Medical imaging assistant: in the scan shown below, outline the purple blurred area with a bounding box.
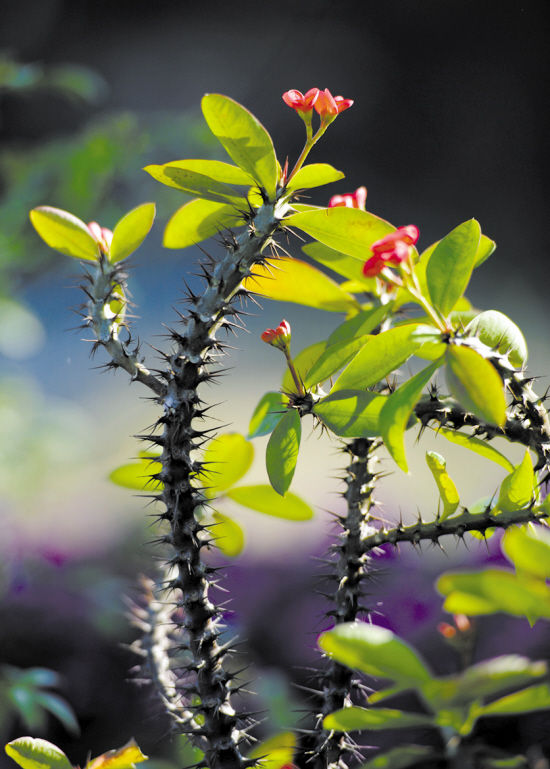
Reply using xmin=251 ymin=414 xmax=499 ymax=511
xmin=1 ymin=0 xmax=550 ymax=765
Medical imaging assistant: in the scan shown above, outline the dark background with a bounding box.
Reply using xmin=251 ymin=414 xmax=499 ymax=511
xmin=1 ymin=1 xmax=550 ymax=766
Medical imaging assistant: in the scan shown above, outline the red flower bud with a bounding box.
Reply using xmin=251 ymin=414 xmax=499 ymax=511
xmin=261 ymin=319 xmax=291 ymax=349
xmin=314 ymin=88 xmax=354 ymax=118
xmin=328 ymin=186 xmax=367 ymax=210
xmin=363 ymin=225 xmax=419 ymax=278
xmin=88 ymin=221 xmax=113 ymax=256
xmin=282 ymin=88 xmax=320 ymax=112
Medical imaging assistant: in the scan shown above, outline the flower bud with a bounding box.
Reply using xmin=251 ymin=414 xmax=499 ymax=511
xmin=261 ymin=320 xmax=291 ymax=350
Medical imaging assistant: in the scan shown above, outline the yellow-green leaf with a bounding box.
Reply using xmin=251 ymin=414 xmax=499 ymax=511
xmin=313 ymin=390 xmax=387 ymax=438
xmin=323 ymin=706 xmax=435 ymax=732
xmin=305 ymin=335 xmax=372 ymax=387
xmin=248 ymin=731 xmax=296 ymax=769
xmin=211 ymin=511 xmax=245 ymax=557
xmin=109 ymin=461 xmax=162 ymax=491
xmin=226 ymin=485 xmax=313 ymax=520
xmin=144 ymin=163 xmax=249 ymax=204
xmin=503 ymin=525 xmax=550 ymax=579
xmin=110 ymin=202 xmax=155 ymax=262
xmin=248 ymin=392 xmax=288 ymax=438
xmin=282 ymin=341 xmax=326 ymax=394
xmin=426 ymin=219 xmax=481 ymax=316
xmin=285 ymin=163 xmax=344 ymax=193
xmin=445 ymin=345 xmax=506 ymax=427
xmin=5 ymin=739 xmax=73 ymax=769
xmin=302 ymin=241 xmax=368 ymax=283
xmin=495 ymin=451 xmax=536 ymax=514
xmin=30 ymin=206 xmax=98 ymax=260
xmin=437 ymin=428 xmax=514 ymax=472
xmin=266 ymin=410 xmax=301 ymax=496
xmin=425 ymin=451 xmax=460 ymax=521
xmin=164 ymin=198 xmax=242 ymax=249
xmin=86 ymin=740 xmax=148 ymax=769
xmin=200 ymin=433 xmax=253 ymax=497
xmin=466 ymin=310 xmax=528 ymax=368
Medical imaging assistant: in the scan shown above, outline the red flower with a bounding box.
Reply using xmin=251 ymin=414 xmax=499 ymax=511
xmin=261 ymin=319 xmax=291 ymax=348
xmin=282 ymin=89 xmax=320 ymax=112
xmin=362 ymin=225 xmax=419 ymax=278
xmin=328 ymin=186 xmax=367 ymax=210
xmin=88 ymin=221 xmax=113 ymax=256
xmin=314 ymin=88 xmax=353 ymax=117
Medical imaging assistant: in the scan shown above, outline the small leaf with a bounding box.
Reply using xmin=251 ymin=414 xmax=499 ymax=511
xmin=109 ymin=461 xmax=162 ymax=491
xmin=266 ymin=410 xmax=301 ymax=496
xmin=332 ymin=323 xmax=424 ymax=392
xmin=466 ymin=310 xmax=528 ymax=368
xmin=285 ymin=163 xmax=344 ymax=192
xmin=380 ymin=360 xmax=443 ymax=472
xmin=502 ymin=524 xmax=550 ymax=579
xmin=282 ymin=341 xmax=327 ymax=394
xmin=313 ymin=390 xmax=387 ymax=438
xmin=33 ymin=692 xmax=79 ymax=734
xmin=495 ymin=452 xmax=536 ymax=514
xmin=243 ymin=257 xmax=357 ymax=312
xmin=164 ymin=198 xmax=242 ymax=249
xmin=200 ymin=433 xmax=253 ymax=497
xmin=318 ymin=622 xmax=432 ymax=684
xmin=287 ymin=207 xmax=395 ymax=261
xmin=87 ymin=740 xmax=148 ymax=769
xmin=437 ymin=428 xmax=514 ymax=472
xmin=248 ymin=392 xmax=288 ymax=438
xmin=5 ymin=738 xmax=73 ymax=769
xmin=474 ymin=234 xmax=497 ymax=267
xmin=226 ymin=485 xmax=313 ymax=520
xmin=302 ymin=241 xmax=369 ymax=283
xmin=426 ymin=219 xmax=481 ymax=315
xmin=211 ymin=512 xmax=245 ymax=557
xmin=109 ymin=202 xmax=155 ymax=262
xmin=445 ymin=345 xmax=506 ymax=427
xmin=323 ymin=706 xmax=435 ymax=732
xmin=248 ymin=731 xmax=296 ymax=769
xmin=328 ymin=305 xmax=392 ymax=345
xmin=425 ymin=451 xmax=460 ymax=521
xmin=30 ymin=206 xmax=98 ymax=260
xmin=305 ymin=335 xmax=371 ymax=387
xmin=360 ymin=745 xmax=437 ymax=769
xmin=479 ymin=683 xmax=550 ymax=717
xmin=201 ymin=94 xmax=278 ymax=199
xmin=144 ymin=164 xmax=248 ymax=204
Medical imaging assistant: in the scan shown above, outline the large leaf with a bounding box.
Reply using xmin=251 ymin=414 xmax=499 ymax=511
xmin=201 ymin=94 xmax=278 ymax=199
xmin=243 ymin=257 xmax=357 ymax=312
xmin=287 ymin=207 xmax=395 ymax=260
xmin=87 ymin=740 xmax=148 ymax=769
xmin=282 ymin=341 xmax=326 ymax=393
xmin=143 ymin=163 xmax=249 ymax=204
xmin=479 ymin=684 xmax=550 ymax=717
xmin=425 ymin=451 xmax=460 ymax=521
xmin=150 ymin=158 xmax=253 ymax=186
xmin=318 ymin=622 xmax=432 ymax=684
xmin=30 ymin=206 xmax=98 ymax=260
xmin=502 ymin=524 xmax=550 ymax=579
xmin=201 ymin=433 xmax=253 ymax=496
xmin=211 ymin=511 xmax=245 ymax=557
xmin=466 ymin=310 xmax=528 ymax=368
xmin=445 ymin=345 xmax=506 ymax=427
xmin=380 ymin=360 xmax=443 ymax=472
xmin=286 ymin=163 xmax=344 ymax=192
xmin=248 ymin=731 xmax=296 ymax=769
xmin=313 ymin=390 xmax=387 ymax=438
xmin=328 ymin=305 xmax=391 ymax=345
xmin=360 ymin=745 xmax=437 ymax=769
xmin=226 ymin=484 xmax=313 ymax=520
xmin=266 ymin=410 xmax=301 ymax=496
xmin=305 ymin=335 xmax=371 ymax=387
xmin=164 ymin=198 xmax=243 ymax=249
xmin=248 ymin=392 xmax=288 ymax=438
xmin=109 ymin=202 xmax=155 ymax=262
xmin=426 ymin=219 xmax=481 ymax=315
xmin=5 ymin=739 xmax=73 ymax=769
xmin=302 ymin=241 xmax=369 ymax=283
xmin=332 ymin=323 xmax=423 ymax=391
xmin=495 ymin=452 xmax=535 ymax=514
xmin=323 ymin=706 xmax=435 ymax=732
xmin=437 ymin=428 xmax=514 ymax=472
xmin=109 ymin=460 xmax=162 ymax=491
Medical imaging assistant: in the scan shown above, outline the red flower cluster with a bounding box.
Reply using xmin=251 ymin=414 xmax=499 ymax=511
xmin=363 ymin=225 xmax=419 ymax=278
xmin=282 ymin=88 xmax=353 ymax=118
xmin=328 ymin=186 xmax=367 ymax=210
xmin=88 ymin=221 xmax=113 ymax=256
xmin=261 ymin=319 xmax=291 ymax=348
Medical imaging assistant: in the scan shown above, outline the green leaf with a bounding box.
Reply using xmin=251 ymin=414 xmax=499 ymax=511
xmin=248 ymin=731 xmax=296 ymax=769
xmin=425 ymin=219 xmax=481 ymax=315
xmin=474 ymin=234 xmax=497 ymax=267
xmin=143 ymin=163 xmax=249 ymax=204
xmin=332 ymin=323 xmax=424 ymax=391
xmin=328 ymin=305 xmax=391 ymax=345
xmin=226 ymin=485 xmax=313 ymax=520
xmin=201 ymin=433 xmax=253 ymax=497
xmin=425 ymin=451 xmax=460 ymax=521
xmin=360 ymin=745 xmax=437 ymax=769
xmin=164 ymin=198 xmax=242 ymax=249
xmin=201 ymin=94 xmax=278 ymax=199
xmin=153 ymin=158 xmax=253 ymax=186
xmin=109 ymin=202 xmax=155 ymax=262
xmin=305 ymin=335 xmax=371 ymax=387
xmin=266 ymin=411 xmax=301 ymax=496
xmin=282 ymin=341 xmax=326 ymax=394
xmin=479 ymin=683 xmax=550 ymax=717
xmin=437 ymin=428 xmax=514 ymax=472
xmin=313 ymin=390 xmax=387 ymax=438
xmin=287 ymin=207 xmax=395 ymax=261
xmin=302 ymin=241 xmax=369 ymax=283
xmin=495 ymin=452 xmax=536 ymax=514
xmin=248 ymin=392 xmax=288 ymax=438
xmin=243 ymin=257 xmax=357 ymax=312
xmin=5 ymin=738 xmax=73 ymax=769
xmin=109 ymin=461 xmax=162 ymax=491
xmin=318 ymin=622 xmax=432 ymax=684
xmin=286 ymin=163 xmax=345 ymax=192
xmin=380 ymin=360 xmax=443 ymax=472
xmin=32 ymin=692 xmax=79 ymax=734
xmin=445 ymin=345 xmax=506 ymax=427
xmin=502 ymin=524 xmax=550 ymax=579
xmin=86 ymin=740 xmax=148 ymax=769
xmin=211 ymin=512 xmax=245 ymax=557
xmin=466 ymin=310 xmax=528 ymax=368
xmin=323 ymin=706 xmax=435 ymax=732
xmin=29 ymin=206 xmax=98 ymax=260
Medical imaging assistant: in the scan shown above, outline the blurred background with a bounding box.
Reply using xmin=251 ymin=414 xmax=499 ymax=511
xmin=1 ymin=0 xmax=549 ymax=765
